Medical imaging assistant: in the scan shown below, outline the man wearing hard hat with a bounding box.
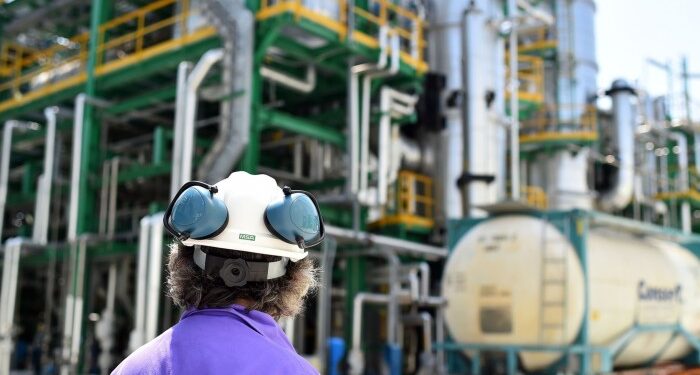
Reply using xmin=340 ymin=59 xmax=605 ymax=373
xmin=112 ymin=172 xmax=324 ymax=374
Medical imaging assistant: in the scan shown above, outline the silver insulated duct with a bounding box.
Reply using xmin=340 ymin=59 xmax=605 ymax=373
xmin=428 ymin=0 xmax=506 ymax=219
xmin=598 ymin=79 xmax=636 ymax=211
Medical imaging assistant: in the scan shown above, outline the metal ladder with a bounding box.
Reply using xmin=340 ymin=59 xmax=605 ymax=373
xmin=538 ymin=217 xmax=570 ymax=344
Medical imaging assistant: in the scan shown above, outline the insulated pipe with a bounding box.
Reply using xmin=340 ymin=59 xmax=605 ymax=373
xmin=0 ymin=121 xmax=38 ymax=239
xmin=313 ymin=237 xmax=336 ymax=374
xmin=145 ymin=213 xmax=165 ymax=342
xmin=460 ymin=2 xmax=476 ymax=215
xmin=198 ymin=0 xmax=253 ymax=182
xmin=402 ymin=312 xmax=435 ymax=374
xmin=0 ymin=237 xmax=22 ymax=375
xmin=107 ymin=158 xmax=119 ymax=239
xmin=378 ymin=87 xmax=418 ymax=205
xmin=359 ymin=31 xmax=400 ymax=202
xmin=516 ymin=0 xmax=555 ymax=25
xmin=669 ymin=131 xmax=691 ymax=233
xmin=181 ymin=49 xmax=224 ymax=184
xmin=32 ymin=107 xmax=58 ymax=245
xmin=599 ymin=80 xmax=636 ymax=211
xmin=694 ymin=132 xmax=700 ymax=177
xmin=261 ymin=65 xmax=316 ymax=93
xmin=508 ymin=0 xmax=520 ymax=200
xmin=129 ymin=217 xmax=151 ymax=352
xmin=171 ymin=61 xmax=192 ymax=198
xmin=67 ymin=94 xmax=86 ymax=241
xmin=325 ymin=225 xmax=447 ymax=258
xmin=350 ymin=26 xmax=390 ymax=196
xmin=348 ymin=291 xmax=411 ymax=375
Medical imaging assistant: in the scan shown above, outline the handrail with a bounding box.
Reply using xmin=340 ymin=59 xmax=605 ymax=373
xmin=0 ymin=0 xmax=209 ymax=105
xmin=506 ymin=54 xmax=544 ymax=103
xmin=258 ymin=0 xmax=427 ymax=72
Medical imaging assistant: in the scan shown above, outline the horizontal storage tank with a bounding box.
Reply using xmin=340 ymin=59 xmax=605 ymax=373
xmin=442 ymin=215 xmax=700 ymax=371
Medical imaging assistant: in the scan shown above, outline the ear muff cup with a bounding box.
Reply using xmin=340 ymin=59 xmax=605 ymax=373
xmin=168 ymin=185 xmax=229 ymax=240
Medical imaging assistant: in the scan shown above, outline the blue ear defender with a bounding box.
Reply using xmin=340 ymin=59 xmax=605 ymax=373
xmin=163 ymin=181 xmax=229 ymax=241
xmin=264 ymin=186 xmax=325 ymax=248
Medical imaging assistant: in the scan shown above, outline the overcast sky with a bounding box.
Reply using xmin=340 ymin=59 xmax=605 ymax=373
xmin=596 ymin=0 xmax=700 ymax=121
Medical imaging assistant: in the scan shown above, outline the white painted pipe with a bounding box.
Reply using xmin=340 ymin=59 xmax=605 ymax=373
xmin=181 ymin=49 xmax=224 ymax=184
xmin=0 ymin=122 xmax=17 ymax=241
xmin=508 ymin=0 xmax=520 ymax=200
xmin=669 ymin=131 xmax=691 ymax=233
xmin=130 ymin=216 xmax=151 ymax=352
xmin=171 ymin=61 xmax=192 ymax=198
xmin=67 ymin=94 xmax=86 ymax=241
xmin=32 ymin=107 xmax=58 ymax=244
xmin=599 ymin=80 xmax=636 ymax=211
xmin=359 ymin=31 xmax=400 ymax=202
xmin=516 ymin=0 xmax=554 ymax=26
xmin=350 ymin=26 xmax=390 ymax=196
xmin=0 ymin=238 xmax=22 ymax=375
xmin=261 ymin=65 xmax=316 ymax=93
xmin=145 ymin=213 xmax=164 ymax=342
xmin=694 ymin=132 xmax=700 ymax=177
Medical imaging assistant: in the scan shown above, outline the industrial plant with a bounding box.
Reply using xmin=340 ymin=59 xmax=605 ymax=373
xmin=0 ymin=0 xmax=698 ymax=374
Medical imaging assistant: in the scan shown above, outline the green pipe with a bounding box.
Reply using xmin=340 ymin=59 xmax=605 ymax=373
xmin=153 ymin=127 xmax=165 ymax=166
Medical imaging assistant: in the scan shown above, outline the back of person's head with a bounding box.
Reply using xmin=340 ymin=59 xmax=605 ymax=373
xmin=163 ymin=171 xmax=324 ymax=318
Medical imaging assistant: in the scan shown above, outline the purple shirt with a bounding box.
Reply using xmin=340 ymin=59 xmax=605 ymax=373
xmin=112 ymin=305 xmax=318 ymax=374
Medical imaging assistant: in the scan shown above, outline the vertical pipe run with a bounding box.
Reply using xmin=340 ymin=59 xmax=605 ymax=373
xmin=508 ymin=0 xmax=520 ymax=200
xmin=130 ymin=217 xmax=151 ymax=352
xmin=33 ymin=107 xmax=58 ymax=244
xmin=0 ymin=121 xmax=18 ymax=239
xmin=68 ymin=94 xmax=86 ymax=241
xmin=145 ymin=213 xmax=164 ymax=342
xmin=171 ymin=62 xmax=192 ymax=198
xmin=181 ymin=49 xmax=224 ymax=184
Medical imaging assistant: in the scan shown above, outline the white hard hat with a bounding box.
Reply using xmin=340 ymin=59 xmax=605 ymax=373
xmin=165 ymin=171 xmax=324 ymax=262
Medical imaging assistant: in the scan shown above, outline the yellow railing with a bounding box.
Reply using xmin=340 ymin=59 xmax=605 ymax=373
xmin=0 ymin=0 xmax=215 ymax=110
xmin=506 ymin=54 xmax=544 ymax=104
xmin=520 ymin=104 xmax=598 ymax=144
xmin=257 ymin=0 xmax=427 ymax=73
xmin=521 ymin=185 xmax=548 ymax=209
xmin=370 ymin=170 xmax=434 ymax=230
xmin=518 ymin=25 xmax=557 ymax=54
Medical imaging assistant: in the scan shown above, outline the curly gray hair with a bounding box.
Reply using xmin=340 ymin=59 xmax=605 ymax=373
xmin=166 ymin=243 xmax=318 ymax=318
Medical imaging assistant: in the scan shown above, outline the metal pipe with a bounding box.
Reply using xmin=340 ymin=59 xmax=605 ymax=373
xmin=0 ymin=237 xmax=22 ymax=375
xmin=181 ymin=49 xmax=224 ymax=184
xmin=326 ymin=225 xmax=447 ymax=258
xmin=359 ymin=30 xmax=400 ymax=202
xmin=171 ymin=61 xmax=192 ymax=198
xmin=378 ymin=87 xmax=418 ymax=205
xmin=145 ymin=213 xmax=164 ymax=342
xmin=460 ymin=2 xmax=476 ymax=215
xmin=130 ymin=216 xmax=151 ymax=352
xmin=669 ymin=131 xmax=691 ymax=233
xmin=0 ymin=121 xmax=18 ymax=240
xmin=349 ymin=26 xmax=390 ymax=198
xmin=107 ymin=157 xmax=119 ymax=239
xmin=313 ymin=237 xmax=336 ymax=374
xmin=32 ymin=107 xmax=58 ymax=244
xmin=198 ymin=0 xmax=253 ymax=182
xmin=402 ymin=312 xmax=434 ymax=374
xmin=261 ymin=65 xmax=316 ymax=93
xmin=599 ymin=80 xmax=636 ymax=211
xmin=508 ymin=0 xmax=520 ymax=200
xmin=67 ymin=94 xmax=85 ymax=240
xmin=516 ymin=0 xmax=555 ymax=25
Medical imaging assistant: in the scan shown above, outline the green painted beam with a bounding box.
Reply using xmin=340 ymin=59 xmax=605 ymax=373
xmin=105 ymin=84 xmax=176 ymax=116
xmin=259 ymin=109 xmax=345 ymax=147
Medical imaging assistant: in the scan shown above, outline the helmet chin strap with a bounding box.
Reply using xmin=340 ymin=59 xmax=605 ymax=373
xmin=193 ymin=245 xmax=289 ymax=287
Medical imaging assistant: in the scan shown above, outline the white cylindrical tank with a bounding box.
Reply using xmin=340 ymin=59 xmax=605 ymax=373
xmin=442 ymin=215 xmax=700 ymax=371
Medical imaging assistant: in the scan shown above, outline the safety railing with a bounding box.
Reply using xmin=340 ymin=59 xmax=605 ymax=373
xmin=520 ymin=104 xmax=598 ymax=144
xmin=521 ymin=185 xmax=548 ymax=209
xmin=257 ymin=0 xmax=427 ymax=73
xmin=506 ymin=54 xmax=544 ymax=104
xmin=371 ymin=170 xmax=434 ymax=230
xmin=518 ymin=25 xmax=557 ymax=54
xmin=0 ymin=0 xmax=214 ymax=109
